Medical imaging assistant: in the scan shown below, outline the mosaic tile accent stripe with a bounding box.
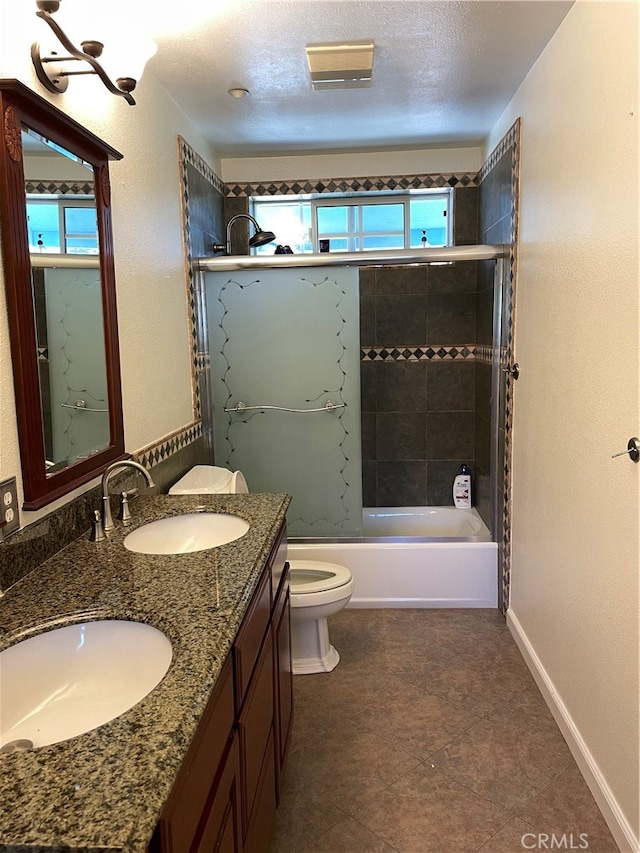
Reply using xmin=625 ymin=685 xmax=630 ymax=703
xmin=25 ymin=180 xmax=94 ymax=195
xmin=360 ymin=344 xmax=486 ymax=362
xmin=133 ymin=421 xmax=203 ymax=470
xmin=180 ymin=141 xmax=225 ymax=197
xmin=225 ymin=172 xmax=479 ymax=198
xmin=479 ymin=121 xmax=520 ymax=182
xmin=480 ymin=117 xmax=521 ymax=611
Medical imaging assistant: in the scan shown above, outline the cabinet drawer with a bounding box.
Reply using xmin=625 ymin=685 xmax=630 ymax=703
xmin=156 ymin=656 xmax=235 ymax=853
xmin=238 ymin=630 xmax=274 ymax=836
xmin=234 ymin=568 xmax=271 ymax=709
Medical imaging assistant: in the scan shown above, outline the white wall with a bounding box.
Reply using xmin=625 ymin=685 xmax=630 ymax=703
xmin=221 ymin=145 xmax=482 ymax=184
xmin=488 ymin=2 xmax=638 ymax=849
xmin=0 ymin=0 xmax=219 ymax=523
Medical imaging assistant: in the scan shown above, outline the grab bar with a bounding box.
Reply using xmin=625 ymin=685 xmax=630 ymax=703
xmin=61 ymin=401 xmax=108 ymax=413
xmin=224 ymin=400 xmax=345 ymax=414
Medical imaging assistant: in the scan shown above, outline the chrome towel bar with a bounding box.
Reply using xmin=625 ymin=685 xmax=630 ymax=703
xmin=224 ymin=400 xmax=345 ymax=414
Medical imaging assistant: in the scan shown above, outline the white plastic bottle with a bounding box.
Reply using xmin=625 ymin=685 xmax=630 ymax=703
xmin=452 ymin=464 xmax=472 ymax=509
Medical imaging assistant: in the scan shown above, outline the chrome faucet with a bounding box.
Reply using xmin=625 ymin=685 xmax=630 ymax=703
xmin=100 ymin=460 xmax=155 ymax=532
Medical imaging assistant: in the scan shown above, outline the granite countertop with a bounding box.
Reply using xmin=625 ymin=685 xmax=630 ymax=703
xmin=0 ymin=492 xmax=290 ymax=853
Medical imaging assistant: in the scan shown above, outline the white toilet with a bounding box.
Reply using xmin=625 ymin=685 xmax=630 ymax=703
xmin=288 ymin=560 xmax=353 ymax=674
xmin=169 ymin=466 xmax=353 ymax=675
xmin=169 ymin=465 xmax=248 ymax=496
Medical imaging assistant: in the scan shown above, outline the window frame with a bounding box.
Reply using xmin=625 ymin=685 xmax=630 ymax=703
xmin=26 ymin=196 xmax=98 ymax=255
xmin=251 ymin=188 xmax=452 ymax=254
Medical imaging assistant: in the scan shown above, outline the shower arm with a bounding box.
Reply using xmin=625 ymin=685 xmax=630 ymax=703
xmin=212 ymin=214 xmax=267 ymax=255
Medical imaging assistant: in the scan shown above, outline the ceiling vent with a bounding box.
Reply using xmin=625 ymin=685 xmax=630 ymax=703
xmin=305 ymin=41 xmax=375 ymax=90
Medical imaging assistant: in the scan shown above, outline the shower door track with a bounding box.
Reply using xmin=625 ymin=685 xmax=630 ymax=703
xmin=197 ymin=244 xmax=505 ymax=272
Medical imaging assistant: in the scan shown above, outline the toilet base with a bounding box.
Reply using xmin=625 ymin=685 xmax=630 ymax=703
xmin=290 ymin=615 xmax=340 ymax=675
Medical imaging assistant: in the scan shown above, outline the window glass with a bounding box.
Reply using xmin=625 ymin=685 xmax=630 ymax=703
xmin=317 ymin=205 xmax=348 ymax=235
xmin=26 ymin=202 xmax=60 ymax=252
xmin=252 ymin=201 xmax=312 ymax=254
xmin=362 ymin=203 xmax=403 ymax=232
xmin=361 ymin=235 xmax=404 ymax=250
xmin=409 ymin=197 xmax=448 ymax=247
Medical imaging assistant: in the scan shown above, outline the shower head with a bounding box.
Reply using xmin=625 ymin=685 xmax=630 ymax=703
xmin=213 ymin=213 xmax=277 ymax=255
xmin=249 ymin=228 xmax=276 ymax=249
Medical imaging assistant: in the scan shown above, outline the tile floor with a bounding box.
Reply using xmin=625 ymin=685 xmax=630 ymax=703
xmin=271 ymin=609 xmax=619 ymax=853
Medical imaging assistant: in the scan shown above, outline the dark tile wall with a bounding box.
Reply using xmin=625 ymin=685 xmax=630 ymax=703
xmin=186 ymin=162 xmax=225 ymax=256
xmin=360 ymin=186 xmax=481 ymax=507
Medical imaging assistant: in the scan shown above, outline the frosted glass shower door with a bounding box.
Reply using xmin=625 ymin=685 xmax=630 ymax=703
xmin=207 ymin=267 xmax=362 ymax=536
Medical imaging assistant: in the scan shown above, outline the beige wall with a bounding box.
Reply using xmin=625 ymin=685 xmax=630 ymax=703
xmin=221 ymin=146 xmax=482 ymax=184
xmin=487 ymin=2 xmax=639 ymax=848
xmin=0 ymin=0 xmax=219 ymax=523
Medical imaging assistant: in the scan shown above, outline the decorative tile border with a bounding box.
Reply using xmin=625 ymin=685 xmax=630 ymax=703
xmin=25 ymin=179 xmax=94 ymax=195
xmin=180 ymin=142 xmax=225 ymax=197
xmin=225 ymin=172 xmax=478 ymax=198
xmin=361 ymin=344 xmax=483 ymax=362
xmin=480 ymin=117 xmax=521 ymax=612
xmin=133 ymin=421 xmax=203 ymax=470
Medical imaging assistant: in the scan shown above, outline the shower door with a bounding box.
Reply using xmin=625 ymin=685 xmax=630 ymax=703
xmin=207 ymin=266 xmax=362 ymax=537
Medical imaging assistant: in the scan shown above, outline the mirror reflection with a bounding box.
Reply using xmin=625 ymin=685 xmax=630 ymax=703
xmin=23 ymin=128 xmax=110 ymax=475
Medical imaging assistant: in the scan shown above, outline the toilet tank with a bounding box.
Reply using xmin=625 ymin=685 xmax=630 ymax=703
xmin=169 ymin=465 xmax=247 ymax=495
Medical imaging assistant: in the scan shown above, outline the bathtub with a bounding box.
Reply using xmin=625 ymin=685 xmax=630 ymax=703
xmin=287 ymin=506 xmax=498 ymax=609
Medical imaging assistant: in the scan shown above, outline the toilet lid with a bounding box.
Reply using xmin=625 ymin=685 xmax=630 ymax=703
xmin=288 ymin=560 xmax=352 ymax=594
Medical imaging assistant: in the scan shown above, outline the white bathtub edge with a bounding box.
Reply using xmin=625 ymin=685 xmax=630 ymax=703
xmin=288 ymin=541 xmax=498 ymax=610
xmin=507 ymin=609 xmax=638 ymax=853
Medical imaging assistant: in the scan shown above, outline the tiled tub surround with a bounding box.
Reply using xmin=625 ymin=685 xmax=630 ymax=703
xmin=360 ymin=260 xmax=492 ymax=513
xmin=0 ymin=491 xmax=290 ymax=853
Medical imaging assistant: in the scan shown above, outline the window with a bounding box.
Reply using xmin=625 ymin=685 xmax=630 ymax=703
xmin=26 ymin=198 xmax=98 ymax=254
xmin=251 ymin=189 xmax=451 ymax=254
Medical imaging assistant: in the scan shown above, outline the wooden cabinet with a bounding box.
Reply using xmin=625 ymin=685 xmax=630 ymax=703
xmin=150 ymin=521 xmax=292 ymax=853
xmin=273 ymin=580 xmax=293 ymax=803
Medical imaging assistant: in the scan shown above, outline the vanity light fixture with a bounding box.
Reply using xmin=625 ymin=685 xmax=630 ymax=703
xmin=31 ymin=0 xmax=156 ymax=106
xmin=213 ymin=214 xmax=276 ymax=255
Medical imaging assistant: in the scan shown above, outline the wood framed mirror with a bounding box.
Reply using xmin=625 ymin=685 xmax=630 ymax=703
xmin=0 ymin=79 xmax=125 ymax=510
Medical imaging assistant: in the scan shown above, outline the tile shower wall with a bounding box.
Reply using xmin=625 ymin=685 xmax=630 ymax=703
xmin=360 ymin=187 xmax=484 ymax=508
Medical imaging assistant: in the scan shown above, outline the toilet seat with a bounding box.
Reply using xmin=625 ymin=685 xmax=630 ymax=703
xmin=288 ymin=560 xmax=352 ymax=594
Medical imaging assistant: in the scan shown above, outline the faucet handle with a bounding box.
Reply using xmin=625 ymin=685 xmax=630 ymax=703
xmin=117 ymin=491 xmax=133 ymax=524
xmin=89 ymin=509 xmax=106 ymax=542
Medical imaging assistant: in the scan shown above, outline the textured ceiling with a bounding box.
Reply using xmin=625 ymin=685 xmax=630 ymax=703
xmin=145 ymin=0 xmax=574 ymax=157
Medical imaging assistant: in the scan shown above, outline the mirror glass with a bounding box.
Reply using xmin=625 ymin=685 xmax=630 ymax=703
xmin=24 ymin=128 xmax=110 ymax=475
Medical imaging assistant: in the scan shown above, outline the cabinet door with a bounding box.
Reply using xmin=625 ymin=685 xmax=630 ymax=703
xmin=195 ymin=731 xmax=242 ymax=853
xmin=238 ymin=630 xmax=274 ymax=838
xmin=273 ymin=578 xmax=293 ymax=805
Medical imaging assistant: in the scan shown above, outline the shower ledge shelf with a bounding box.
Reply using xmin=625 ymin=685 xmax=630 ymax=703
xmin=196 ymin=244 xmax=505 ymax=272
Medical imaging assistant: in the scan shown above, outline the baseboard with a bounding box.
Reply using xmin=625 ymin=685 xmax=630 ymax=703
xmin=506 ymin=609 xmax=639 ymax=853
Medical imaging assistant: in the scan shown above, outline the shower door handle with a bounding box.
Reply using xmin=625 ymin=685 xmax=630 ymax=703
xmin=502 ymin=362 xmax=519 ymax=380
xmin=611 ymin=437 xmax=640 ymax=462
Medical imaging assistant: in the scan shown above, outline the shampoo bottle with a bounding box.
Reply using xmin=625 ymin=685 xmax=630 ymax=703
xmin=453 ymin=464 xmax=472 ymax=509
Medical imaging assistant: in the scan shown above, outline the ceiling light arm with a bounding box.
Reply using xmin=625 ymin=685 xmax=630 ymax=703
xmin=32 ymin=1 xmax=137 ymax=105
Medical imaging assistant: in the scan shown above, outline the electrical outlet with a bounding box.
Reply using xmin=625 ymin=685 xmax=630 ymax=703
xmin=0 ymin=477 xmax=19 ymax=537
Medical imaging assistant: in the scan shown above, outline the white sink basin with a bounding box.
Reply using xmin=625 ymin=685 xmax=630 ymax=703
xmin=123 ymin=512 xmax=249 ymax=555
xmin=0 ymin=620 xmax=172 ymax=751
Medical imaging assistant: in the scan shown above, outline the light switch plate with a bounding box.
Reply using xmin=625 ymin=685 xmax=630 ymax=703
xmin=0 ymin=477 xmax=20 ymax=537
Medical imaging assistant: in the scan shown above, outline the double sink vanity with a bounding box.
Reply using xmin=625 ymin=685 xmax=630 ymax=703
xmin=0 ymin=491 xmax=292 ymax=853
